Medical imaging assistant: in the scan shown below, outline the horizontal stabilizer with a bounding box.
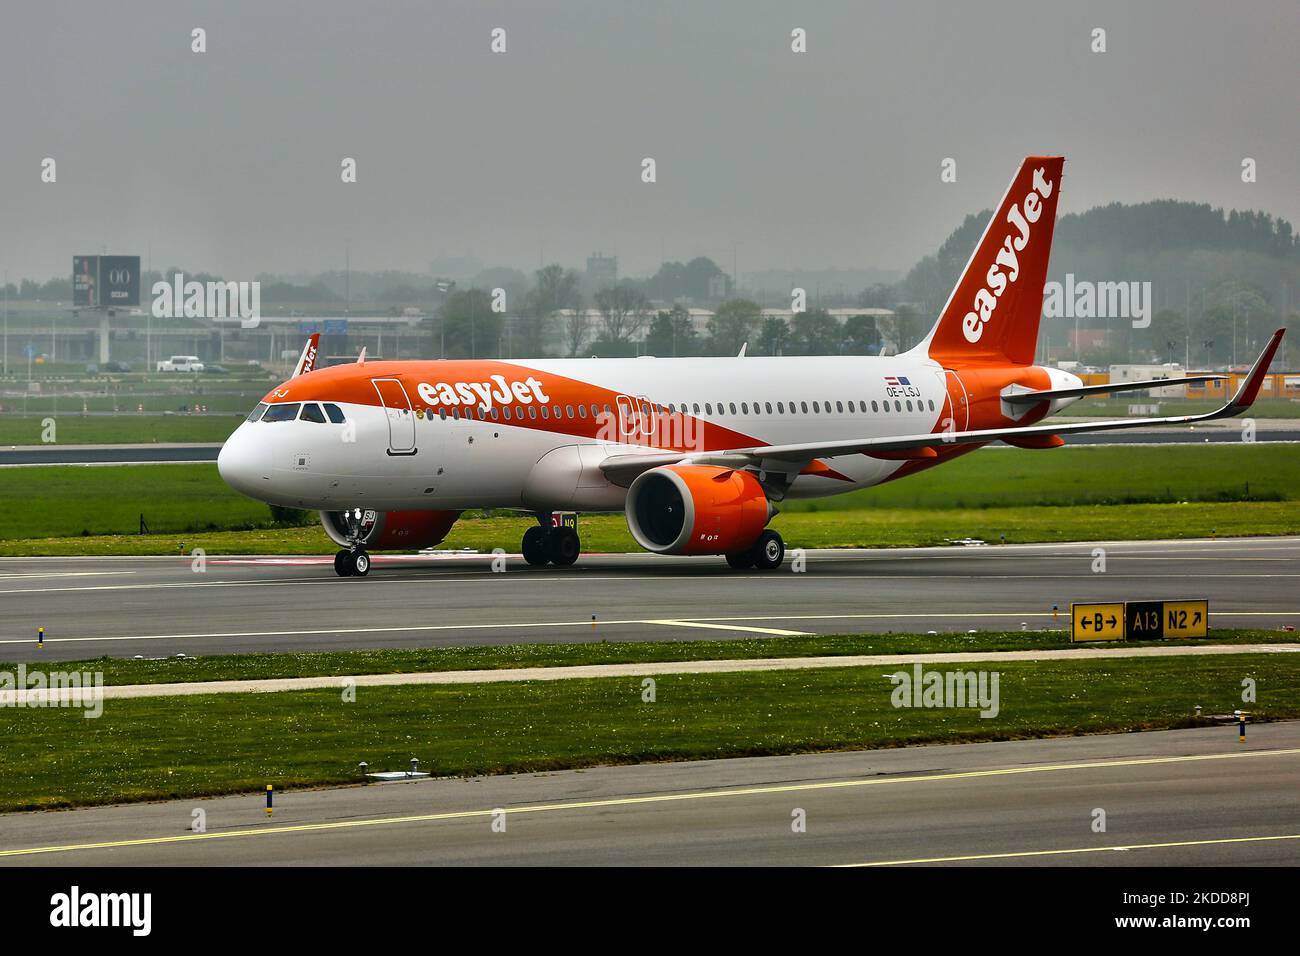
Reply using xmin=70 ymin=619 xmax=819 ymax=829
xmin=1002 ymin=374 xmax=1227 ymax=405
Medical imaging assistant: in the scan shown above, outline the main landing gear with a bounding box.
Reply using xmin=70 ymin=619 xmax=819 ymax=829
xmin=521 ymin=523 xmax=581 ymax=567
xmin=334 ymin=548 xmax=371 ymax=577
xmin=725 ymin=529 xmax=785 ymax=571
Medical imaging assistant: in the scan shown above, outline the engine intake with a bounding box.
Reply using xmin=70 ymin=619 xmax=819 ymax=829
xmin=320 ymin=509 xmax=459 ymax=550
xmin=625 ymin=465 xmax=772 ymax=555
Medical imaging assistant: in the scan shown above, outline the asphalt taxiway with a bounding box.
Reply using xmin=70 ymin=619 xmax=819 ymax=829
xmin=3 ymin=723 xmax=1297 ymax=866
xmin=1 ymin=537 xmax=1297 ymax=661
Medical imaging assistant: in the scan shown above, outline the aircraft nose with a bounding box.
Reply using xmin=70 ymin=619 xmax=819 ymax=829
xmin=217 ymin=426 xmax=271 ymax=497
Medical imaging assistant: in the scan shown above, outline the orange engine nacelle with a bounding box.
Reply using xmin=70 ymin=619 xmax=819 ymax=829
xmin=625 ymin=465 xmax=772 ymax=555
xmin=320 ymin=509 xmax=459 ymax=550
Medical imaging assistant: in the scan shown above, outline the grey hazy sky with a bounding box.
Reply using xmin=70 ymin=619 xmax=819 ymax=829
xmin=1 ymin=0 xmax=1296 ymax=283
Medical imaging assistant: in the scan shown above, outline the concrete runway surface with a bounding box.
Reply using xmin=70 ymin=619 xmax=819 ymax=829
xmin=3 ymin=723 xmax=1298 ymax=866
xmin=1 ymin=537 xmax=1297 ymax=661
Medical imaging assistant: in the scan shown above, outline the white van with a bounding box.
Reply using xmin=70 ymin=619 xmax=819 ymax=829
xmin=156 ymin=355 xmax=205 ymax=372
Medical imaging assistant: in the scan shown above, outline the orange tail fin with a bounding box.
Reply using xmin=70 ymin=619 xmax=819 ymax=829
xmin=921 ymin=156 xmax=1064 ymax=368
xmin=291 ymin=333 xmax=321 ymax=378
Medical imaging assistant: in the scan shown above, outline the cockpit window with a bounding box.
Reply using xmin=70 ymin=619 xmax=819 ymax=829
xmin=323 ymin=403 xmax=346 ymax=424
xmin=299 ymin=403 xmax=327 ymax=424
xmin=261 ymin=403 xmax=300 ymax=422
xmin=246 ymin=402 xmax=268 ymax=422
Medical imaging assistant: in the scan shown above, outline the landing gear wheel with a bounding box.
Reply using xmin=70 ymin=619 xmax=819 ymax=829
xmin=522 ymin=526 xmax=550 ymax=566
xmin=750 ymin=530 xmax=785 ymax=571
xmin=548 ymin=527 xmax=580 ymax=566
xmin=725 ymin=551 xmax=755 ymax=570
xmin=348 ymin=550 xmax=371 ymax=577
xmin=334 ymin=549 xmax=352 ymax=577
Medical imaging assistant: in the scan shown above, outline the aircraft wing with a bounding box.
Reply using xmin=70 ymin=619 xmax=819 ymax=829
xmin=600 ymin=329 xmax=1284 ymax=482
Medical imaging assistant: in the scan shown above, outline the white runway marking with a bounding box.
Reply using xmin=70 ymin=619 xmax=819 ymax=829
xmin=2 ymin=570 xmax=1298 ymax=597
xmin=0 ymin=571 xmax=135 ymax=580
xmin=835 ymin=832 xmax=1300 ymax=867
xmin=210 ymin=552 xmax=518 ymax=566
xmin=0 ymin=611 xmax=1295 ymax=647
xmin=645 ymin=619 xmax=812 ymax=636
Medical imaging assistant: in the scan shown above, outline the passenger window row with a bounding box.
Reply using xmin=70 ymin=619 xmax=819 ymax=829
xmin=247 ymin=395 xmax=938 ymax=427
xmin=418 ymin=403 xmax=616 ymax=422
xmin=665 ymin=398 xmax=939 ymax=416
xmin=411 ymin=396 xmax=939 ymax=422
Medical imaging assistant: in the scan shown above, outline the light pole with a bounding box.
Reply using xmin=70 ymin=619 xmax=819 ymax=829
xmin=1232 ymin=299 xmax=1238 ymax=368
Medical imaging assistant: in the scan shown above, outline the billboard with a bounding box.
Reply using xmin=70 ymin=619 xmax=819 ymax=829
xmin=72 ymin=255 xmax=141 ymax=308
xmin=298 ymin=319 xmax=349 ymax=335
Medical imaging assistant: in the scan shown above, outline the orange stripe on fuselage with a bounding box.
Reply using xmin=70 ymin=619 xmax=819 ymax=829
xmin=260 ymin=360 xmax=764 ymax=454
xmin=880 ymin=364 xmax=1056 ymax=484
xmin=800 ymin=459 xmax=855 ymax=482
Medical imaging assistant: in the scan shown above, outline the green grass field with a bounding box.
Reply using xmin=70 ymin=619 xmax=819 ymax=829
xmin=2 ymin=651 xmax=1293 ymax=811
xmin=0 ymin=463 xmax=275 ymax=540
xmin=782 ymin=443 xmax=1296 ymax=510
xmin=2 ymin=443 xmax=1298 ymax=550
xmin=5 ymin=499 xmax=1298 ymax=556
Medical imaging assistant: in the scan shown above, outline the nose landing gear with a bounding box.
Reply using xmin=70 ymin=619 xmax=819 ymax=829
xmin=332 ymin=507 xmax=372 ymax=577
xmin=334 ymin=548 xmax=371 ymax=577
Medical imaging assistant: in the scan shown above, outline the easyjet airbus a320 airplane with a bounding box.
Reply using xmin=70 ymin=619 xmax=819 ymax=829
xmin=219 ymin=157 xmax=1285 ymax=576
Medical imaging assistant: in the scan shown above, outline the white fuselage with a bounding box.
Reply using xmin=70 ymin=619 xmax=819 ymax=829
xmin=218 ymin=354 xmax=1075 ymax=514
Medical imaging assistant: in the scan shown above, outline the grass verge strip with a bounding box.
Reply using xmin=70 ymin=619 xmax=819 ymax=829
xmin=7 ymin=629 xmax=1298 ymax=687
xmin=3 ymin=652 xmax=1295 ymax=812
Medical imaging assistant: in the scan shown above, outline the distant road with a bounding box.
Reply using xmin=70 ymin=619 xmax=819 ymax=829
xmin=1 ymin=424 xmax=1295 ymax=465
xmin=0 ymin=443 xmax=222 ymax=465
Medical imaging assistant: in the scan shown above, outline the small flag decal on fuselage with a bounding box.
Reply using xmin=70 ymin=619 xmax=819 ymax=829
xmin=884 ymin=376 xmax=911 ymax=387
